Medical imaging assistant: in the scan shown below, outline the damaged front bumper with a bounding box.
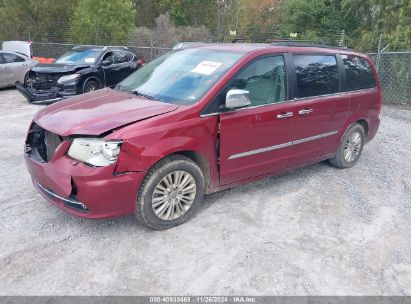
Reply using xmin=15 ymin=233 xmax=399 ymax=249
xmin=15 ymin=81 xmax=77 ymax=105
xmin=25 ymin=123 xmax=145 ymax=218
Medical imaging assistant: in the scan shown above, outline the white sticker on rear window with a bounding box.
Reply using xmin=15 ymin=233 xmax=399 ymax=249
xmin=84 ymin=58 xmax=96 ymax=63
xmin=191 ymin=61 xmax=222 ymax=75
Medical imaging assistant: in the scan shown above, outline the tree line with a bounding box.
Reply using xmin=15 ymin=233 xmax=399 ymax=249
xmin=0 ymin=0 xmax=409 ymax=52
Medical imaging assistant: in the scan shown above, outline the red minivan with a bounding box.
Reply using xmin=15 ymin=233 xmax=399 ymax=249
xmin=24 ymin=43 xmax=382 ymax=230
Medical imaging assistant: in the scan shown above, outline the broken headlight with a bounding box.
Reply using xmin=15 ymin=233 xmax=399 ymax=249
xmin=57 ymin=74 xmax=80 ymax=84
xmin=67 ymin=138 xmax=122 ymax=167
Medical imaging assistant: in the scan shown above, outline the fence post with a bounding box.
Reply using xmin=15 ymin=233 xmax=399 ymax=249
xmin=150 ymin=36 xmax=154 ymax=61
xmin=376 ymin=33 xmax=382 ymax=72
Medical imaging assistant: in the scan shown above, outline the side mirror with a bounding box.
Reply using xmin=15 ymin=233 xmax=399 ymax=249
xmin=101 ymin=60 xmax=111 ymax=66
xmin=225 ymin=89 xmax=250 ymax=109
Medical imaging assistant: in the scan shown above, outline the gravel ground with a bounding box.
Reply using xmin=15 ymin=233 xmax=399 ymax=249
xmin=0 ymin=88 xmax=410 ymax=296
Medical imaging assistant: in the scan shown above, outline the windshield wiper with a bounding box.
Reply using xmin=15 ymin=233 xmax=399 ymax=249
xmin=132 ymin=90 xmax=156 ymax=100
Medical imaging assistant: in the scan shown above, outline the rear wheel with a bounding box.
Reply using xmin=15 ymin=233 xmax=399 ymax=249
xmin=135 ymin=155 xmax=205 ymax=230
xmin=329 ymin=123 xmax=365 ymax=168
xmin=83 ymin=79 xmax=99 ymax=93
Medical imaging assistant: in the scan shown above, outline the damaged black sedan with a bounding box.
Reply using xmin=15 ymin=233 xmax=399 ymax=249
xmin=16 ymin=45 xmax=143 ymax=104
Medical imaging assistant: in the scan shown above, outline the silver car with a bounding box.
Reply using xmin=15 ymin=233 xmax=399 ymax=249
xmin=0 ymin=51 xmax=38 ymax=88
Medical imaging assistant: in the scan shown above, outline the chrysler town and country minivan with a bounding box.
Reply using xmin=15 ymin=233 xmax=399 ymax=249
xmin=25 ymin=43 xmax=381 ymax=230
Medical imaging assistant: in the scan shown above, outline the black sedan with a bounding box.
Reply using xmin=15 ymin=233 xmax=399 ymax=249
xmin=16 ymin=45 xmax=144 ymax=104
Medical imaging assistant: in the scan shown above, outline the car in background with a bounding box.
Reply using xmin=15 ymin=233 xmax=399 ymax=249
xmin=16 ymin=45 xmax=144 ymax=104
xmin=0 ymin=51 xmax=38 ymax=88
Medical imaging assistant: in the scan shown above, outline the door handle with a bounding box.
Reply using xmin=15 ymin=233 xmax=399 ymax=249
xmin=277 ymin=112 xmax=293 ymax=119
xmin=298 ymin=108 xmax=313 ymax=115
xmin=22 ymin=63 xmax=28 ymax=66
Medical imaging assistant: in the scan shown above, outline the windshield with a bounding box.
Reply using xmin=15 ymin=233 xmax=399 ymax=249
xmin=118 ymin=48 xmax=244 ymax=105
xmin=55 ymin=49 xmax=100 ymax=65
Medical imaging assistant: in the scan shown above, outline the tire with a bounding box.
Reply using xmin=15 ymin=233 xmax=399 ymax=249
xmin=329 ymin=123 xmax=365 ymax=169
xmin=83 ymin=79 xmax=99 ymax=93
xmin=135 ymin=155 xmax=205 ymax=230
xmin=23 ymin=72 xmax=30 ymax=86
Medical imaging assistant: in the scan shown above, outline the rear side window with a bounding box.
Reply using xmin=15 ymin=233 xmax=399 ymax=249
xmin=124 ymin=51 xmax=134 ymax=62
xmin=3 ymin=53 xmax=25 ymax=63
xmin=294 ymin=55 xmax=339 ymax=98
xmin=114 ymin=51 xmax=132 ymax=63
xmin=342 ymin=55 xmax=376 ymax=91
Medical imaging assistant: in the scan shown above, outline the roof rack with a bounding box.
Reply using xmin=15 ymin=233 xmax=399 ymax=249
xmin=232 ymin=37 xmax=246 ymax=43
xmin=172 ymin=42 xmax=210 ymax=50
xmin=72 ymin=45 xmax=128 ymax=50
xmin=270 ymin=40 xmax=352 ymax=51
xmin=72 ymin=45 xmax=101 ymax=49
xmin=102 ymin=46 xmax=129 ymax=50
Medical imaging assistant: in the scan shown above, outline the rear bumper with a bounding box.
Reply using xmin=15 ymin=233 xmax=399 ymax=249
xmin=25 ymin=152 xmax=145 ymax=219
xmin=15 ymin=81 xmax=76 ymax=105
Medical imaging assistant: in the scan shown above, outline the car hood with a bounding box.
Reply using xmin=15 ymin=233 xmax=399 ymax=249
xmin=35 ymin=89 xmax=179 ymax=136
xmin=31 ymin=63 xmax=91 ymax=73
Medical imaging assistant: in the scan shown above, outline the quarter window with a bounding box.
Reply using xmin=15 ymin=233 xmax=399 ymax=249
xmin=294 ymin=55 xmax=339 ymax=98
xmin=229 ymin=56 xmax=287 ymax=106
xmin=343 ymin=55 xmax=376 ymax=91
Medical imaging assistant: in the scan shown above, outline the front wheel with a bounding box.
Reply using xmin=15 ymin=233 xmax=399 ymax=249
xmin=135 ymin=155 xmax=205 ymax=230
xmin=329 ymin=123 xmax=365 ymax=168
xmin=83 ymin=79 xmax=99 ymax=93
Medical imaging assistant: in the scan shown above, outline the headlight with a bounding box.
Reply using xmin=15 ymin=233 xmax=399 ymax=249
xmin=57 ymin=73 xmax=80 ymax=84
xmin=67 ymin=138 xmax=122 ymax=167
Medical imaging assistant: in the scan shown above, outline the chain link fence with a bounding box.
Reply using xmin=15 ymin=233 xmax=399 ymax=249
xmin=1 ymin=37 xmax=410 ymax=106
xmin=368 ymin=52 xmax=411 ymax=105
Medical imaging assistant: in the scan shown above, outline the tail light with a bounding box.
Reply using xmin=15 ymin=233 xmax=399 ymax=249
xmin=136 ymin=58 xmax=145 ymax=66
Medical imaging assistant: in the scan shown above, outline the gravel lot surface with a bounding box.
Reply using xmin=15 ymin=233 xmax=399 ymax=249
xmin=0 ymin=88 xmax=410 ymax=295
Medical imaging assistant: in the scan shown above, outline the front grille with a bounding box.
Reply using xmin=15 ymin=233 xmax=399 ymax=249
xmin=45 ymin=130 xmax=62 ymax=160
xmin=28 ymin=73 xmax=61 ymax=90
xmin=26 ymin=123 xmax=63 ymax=162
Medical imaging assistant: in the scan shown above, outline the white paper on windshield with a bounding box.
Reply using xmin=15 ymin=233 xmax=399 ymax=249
xmin=191 ymin=61 xmax=222 ymax=75
xmin=84 ymin=58 xmax=96 ymax=63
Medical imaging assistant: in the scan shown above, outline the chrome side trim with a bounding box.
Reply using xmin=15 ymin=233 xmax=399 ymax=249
xmin=293 ymin=131 xmax=338 ymax=145
xmin=294 ymin=87 xmax=376 ymax=101
xmin=35 ymin=182 xmax=87 ymax=209
xmin=229 ymin=141 xmax=293 ymax=160
xmin=200 ymin=112 xmax=219 ymax=118
xmin=200 ymin=87 xmax=377 ymax=117
xmin=228 ymin=130 xmax=338 ymax=160
xmin=200 ymin=99 xmax=293 ymax=118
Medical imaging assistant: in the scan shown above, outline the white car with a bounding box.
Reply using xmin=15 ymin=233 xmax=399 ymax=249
xmin=0 ymin=51 xmax=38 ymax=88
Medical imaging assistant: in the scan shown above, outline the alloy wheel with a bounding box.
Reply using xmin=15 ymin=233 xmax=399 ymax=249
xmin=344 ymin=131 xmax=362 ymax=162
xmin=151 ymin=170 xmax=197 ymax=220
xmin=86 ymin=84 xmax=96 ymax=92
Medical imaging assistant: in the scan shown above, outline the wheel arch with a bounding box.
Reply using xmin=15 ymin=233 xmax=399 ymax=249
xmin=137 ymin=150 xmax=213 ymax=194
xmin=356 ymin=119 xmax=369 ymax=137
xmin=81 ymin=75 xmax=102 ymax=92
xmin=168 ymin=150 xmax=212 ymax=194
xmin=339 ymin=115 xmax=370 ymax=145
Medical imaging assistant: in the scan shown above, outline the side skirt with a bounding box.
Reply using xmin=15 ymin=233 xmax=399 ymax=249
xmin=212 ymin=153 xmax=335 ymax=193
